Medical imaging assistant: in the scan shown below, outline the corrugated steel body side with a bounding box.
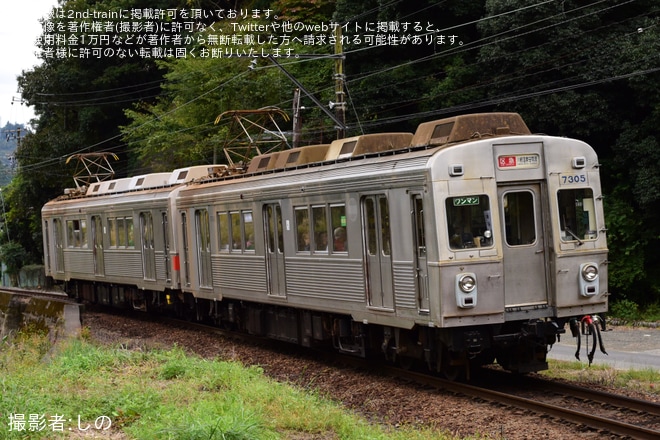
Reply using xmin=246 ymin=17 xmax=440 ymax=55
xmin=285 ymin=259 xmax=364 ymax=303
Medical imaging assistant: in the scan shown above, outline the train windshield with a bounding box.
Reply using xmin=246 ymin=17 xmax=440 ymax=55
xmin=446 ymin=195 xmax=493 ymax=249
xmin=558 ymin=188 xmax=598 ymax=242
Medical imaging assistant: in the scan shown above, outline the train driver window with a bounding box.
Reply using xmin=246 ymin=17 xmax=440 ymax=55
xmin=558 ymin=188 xmax=597 ymax=242
xmin=446 ymin=195 xmax=493 ymax=249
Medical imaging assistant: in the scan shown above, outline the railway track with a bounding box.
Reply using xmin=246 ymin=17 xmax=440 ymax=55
xmin=13 ymin=293 xmax=660 ymax=438
xmin=152 ymin=310 xmax=660 ymax=438
xmin=381 ymin=367 xmax=660 ymax=439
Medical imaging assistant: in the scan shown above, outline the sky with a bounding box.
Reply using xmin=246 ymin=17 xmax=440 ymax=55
xmin=0 ymin=0 xmax=58 ymax=128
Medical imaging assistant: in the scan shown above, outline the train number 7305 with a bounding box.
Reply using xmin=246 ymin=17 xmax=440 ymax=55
xmin=560 ymin=174 xmax=587 ymax=185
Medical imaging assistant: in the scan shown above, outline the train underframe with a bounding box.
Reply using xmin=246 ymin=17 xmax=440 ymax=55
xmin=68 ymin=280 xmax=565 ymax=378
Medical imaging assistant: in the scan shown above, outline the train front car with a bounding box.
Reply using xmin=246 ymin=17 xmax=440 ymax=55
xmin=420 ymin=113 xmax=608 ymax=375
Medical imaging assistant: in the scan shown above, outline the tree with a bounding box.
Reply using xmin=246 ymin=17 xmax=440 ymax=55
xmin=0 ymin=242 xmax=28 ymax=287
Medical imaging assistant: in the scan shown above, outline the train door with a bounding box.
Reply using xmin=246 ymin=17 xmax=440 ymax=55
xmin=195 ymin=209 xmax=213 ymax=288
xmin=264 ymin=203 xmax=286 ymax=297
xmin=53 ymin=219 xmax=64 ymax=273
xmin=362 ymin=194 xmax=394 ymax=310
xmin=44 ymin=221 xmax=51 ymax=275
xmin=411 ymin=194 xmax=429 ymax=313
xmin=180 ymin=212 xmax=191 ymax=287
xmin=161 ymin=212 xmax=171 ymax=283
xmin=498 ymin=184 xmax=548 ymax=307
xmin=91 ymin=215 xmax=105 ymax=276
xmin=140 ymin=212 xmax=156 ymax=281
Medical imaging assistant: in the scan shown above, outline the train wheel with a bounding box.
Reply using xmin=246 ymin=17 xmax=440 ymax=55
xmin=398 ymin=355 xmax=418 ymax=371
xmin=441 ymin=347 xmax=468 ymax=381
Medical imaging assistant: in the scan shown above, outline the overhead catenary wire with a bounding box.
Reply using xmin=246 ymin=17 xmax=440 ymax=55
xmin=17 ymin=0 xmax=658 ymax=173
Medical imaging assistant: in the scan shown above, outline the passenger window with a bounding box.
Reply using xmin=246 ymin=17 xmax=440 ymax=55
xmin=108 ymin=218 xmax=117 ymax=247
xmin=312 ymin=205 xmax=328 ymax=251
xmin=295 ymin=207 xmax=311 ymax=252
xmin=126 ymin=218 xmax=134 ymax=247
xmin=330 ymin=205 xmax=347 ymax=253
xmin=243 ymin=211 xmax=254 ymax=251
xmin=446 ymin=195 xmax=493 ymax=249
xmin=217 ymin=212 xmax=230 ymax=251
xmin=379 ymin=197 xmax=390 ymax=256
xmin=117 ymin=218 xmax=126 ymax=247
xmin=503 ymin=191 xmax=536 ymax=246
xmin=558 ymin=188 xmax=597 ymax=241
xmin=230 ymin=212 xmax=241 ymax=250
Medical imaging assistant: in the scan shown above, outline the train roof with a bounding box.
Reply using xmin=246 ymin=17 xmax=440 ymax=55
xmin=47 ymin=112 xmax=533 ymax=202
xmin=243 ymin=113 xmax=529 ymax=175
xmin=55 ymin=164 xmax=228 ymax=200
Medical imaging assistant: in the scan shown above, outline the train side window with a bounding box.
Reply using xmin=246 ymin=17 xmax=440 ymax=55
xmin=330 ymin=204 xmax=347 ymax=253
xmin=379 ymin=197 xmax=391 ymax=256
xmin=243 ymin=211 xmax=254 ymax=251
xmin=66 ymin=220 xmax=75 ymax=247
xmin=446 ymin=195 xmax=493 ymax=249
xmin=117 ymin=218 xmax=127 ymax=247
xmin=230 ymin=212 xmax=241 ymax=251
xmin=312 ymin=205 xmax=328 ymax=251
xmin=126 ymin=218 xmax=134 ymax=247
xmin=364 ymin=198 xmax=377 ymax=256
xmin=108 ymin=218 xmax=117 ymax=247
xmin=558 ymin=188 xmax=597 ymax=241
xmin=295 ymin=206 xmax=311 ymax=252
xmin=80 ymin=220 xmax=88 ymax=248
xmin=413 ymin=196 xmax=426 ymax=258
xmin=217 ymin=212 xmax=230 ymax=251
xmin=66 ymin=219 xmax=88 ymax=248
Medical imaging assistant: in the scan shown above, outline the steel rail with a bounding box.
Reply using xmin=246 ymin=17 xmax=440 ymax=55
xmin=391 ymin=368 xmax=660 ymax=440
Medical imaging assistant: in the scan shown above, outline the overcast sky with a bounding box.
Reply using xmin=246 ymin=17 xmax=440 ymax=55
xmin=0 ymin=1 xmax=57 ymax=128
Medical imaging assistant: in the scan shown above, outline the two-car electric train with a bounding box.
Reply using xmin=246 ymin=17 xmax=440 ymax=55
xmin=42 ymin=112 xmax=608 ymax=376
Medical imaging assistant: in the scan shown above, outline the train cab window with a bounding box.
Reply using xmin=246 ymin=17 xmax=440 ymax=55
xmin=503 ymin=191 xmax=536 ymax=246
xmin=446 ymin=195 xmax=493 ymax=249
xmin=558 ymin=188 xmax=597 ymax=242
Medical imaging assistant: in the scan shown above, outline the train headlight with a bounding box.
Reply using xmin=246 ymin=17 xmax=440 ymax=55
xmin=581 ymin=264 xmax=598 ymax=282
xmin=458 ymin=274 xmax=476 ymax=293
xmin=455 ymin=273 xmax=478 ymax=308
xmin=579 ymin=263 xmax=599 ymax=297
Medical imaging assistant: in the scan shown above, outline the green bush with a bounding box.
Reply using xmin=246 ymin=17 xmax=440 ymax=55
xmin=608 ymin=299 xmax=640 ymax=323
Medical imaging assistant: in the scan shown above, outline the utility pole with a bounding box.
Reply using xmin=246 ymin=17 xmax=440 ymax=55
xmin=333 ymin=25 xmax=346 ymax=139
xmin=3 ymin=127 xmax=23 ymax=148
xmin=292 ymin=88 xmax=302 ymax=148
xmin=267 ymin=55 xmax=347 ymax=139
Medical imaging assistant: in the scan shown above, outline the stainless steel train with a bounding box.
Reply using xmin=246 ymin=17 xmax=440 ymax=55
xmin=42 ymin=112 xmax=608 ymax=377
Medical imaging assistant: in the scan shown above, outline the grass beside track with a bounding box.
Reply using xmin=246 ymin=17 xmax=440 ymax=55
xmin=0 ymin=328 xmax=462 ymax=440
xmin=541 ymin=359 xmax=660 ymax=396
